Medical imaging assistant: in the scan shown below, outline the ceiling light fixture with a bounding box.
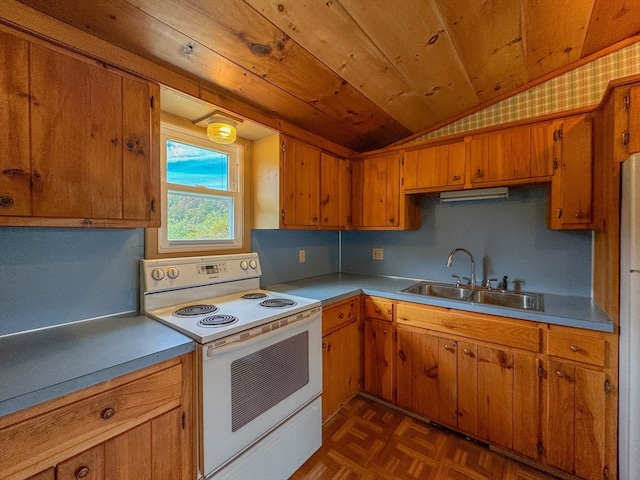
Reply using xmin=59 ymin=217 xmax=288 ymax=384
xmin=440 ymin=187 xmax=509 ymax=203
xmin=193 ymin=111 xmax=243 ymax=145
xmin=207 ymin=116 xmax=237 ymax=144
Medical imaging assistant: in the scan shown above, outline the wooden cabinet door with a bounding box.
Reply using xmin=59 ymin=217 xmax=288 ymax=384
xmin=281 ymin=136 xmax=321 ymax=227
xmin=403 ymin=142 xmax=465 ymax=191
xmin=363 ymin=318 xmax=394 ymax=402
xmin=456 ymin=341 xmax=478 ymax=436
xmin=513 ymin=354 xmax=542 ymax=460
xmin=437 ymin=337 xmax=458 ymax=428
xmin=545 ymin=360 xmax=605 ymax=478
xmin=26 ymin=470 xmax=54 ymax=480
xmin=396 ymin=327 xmax=439 ymax=420
xmin=319 ymin=153 xmax=349 ymax=228
xmin=322 ymin=320 xmax=361 ymax=420
xmin=529 ymin=122 xmax=555 ymax=178
xmin=57 ymin=444 xmax=105 ymax=480
xmin=477 ymin=346 xmax=514 ymax=450
xmin=469 ymin=132 xmax=504 ymax=184
xmin=0 ymin=30 xmax=31 ymax=217
xmin=351 ymin=153 xmax=400 ymax=228
xmin=626 ymin=85 xmax=640 ymax=154
xmin=501 ymin=126 xmax=531 ymax=181
xmin=549 ymin=115 xmax=593 ymax=229
xmin=30 ymin=44 xmax=123 ymax=219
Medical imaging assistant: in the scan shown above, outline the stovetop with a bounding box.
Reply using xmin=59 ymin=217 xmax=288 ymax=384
xmin=145 ymin=289 xmax=321 ymax=344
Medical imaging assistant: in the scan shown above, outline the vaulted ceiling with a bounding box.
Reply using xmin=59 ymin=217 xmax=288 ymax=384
xmin=14 ymin=0 xmax=640 ymax=152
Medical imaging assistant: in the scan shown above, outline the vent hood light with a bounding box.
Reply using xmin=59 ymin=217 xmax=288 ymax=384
xmin=440 ymin=187 xmax=509 ymax=203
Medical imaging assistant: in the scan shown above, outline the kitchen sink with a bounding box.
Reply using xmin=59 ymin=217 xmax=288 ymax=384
xmin=469 ymin=289 xmax=542 ymax=311
xmin=401 ymin=282 xmax=473 ymax=301
xmin=400 ymin=281 xmax=543 ymax=311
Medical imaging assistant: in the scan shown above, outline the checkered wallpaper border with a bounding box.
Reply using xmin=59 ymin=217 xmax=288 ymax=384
xmin=416 ymin=40 xmax=640 ymax=141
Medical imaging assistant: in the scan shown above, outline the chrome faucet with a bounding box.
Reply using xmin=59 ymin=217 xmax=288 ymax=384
xmin=446 ymin=248 xmax=477 ymax=287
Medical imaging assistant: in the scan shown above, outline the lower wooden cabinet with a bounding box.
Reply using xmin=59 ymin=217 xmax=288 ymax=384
xmin=322 ymin=297 xmax=361 ymax=421
xmin=363 ymin=317 xmax=395 ymax=402
xmin=1 ymin=355 xmax=193 ymax=480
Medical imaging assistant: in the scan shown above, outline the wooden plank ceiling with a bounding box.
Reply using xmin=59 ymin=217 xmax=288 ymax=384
xmin=13 ymin=0 xmax=640 ymax=153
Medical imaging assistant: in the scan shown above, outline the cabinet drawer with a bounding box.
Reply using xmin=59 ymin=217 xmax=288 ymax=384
xmin=323 ymin=297 xmax=359 ymax=335
xmin=547 ymin=328 xmax=606 ymax=367
xmin=0 ymin=364 xmax=182 ymax=480
xmin=364 ymin=297 xmax=393 ymax=322
xmin=396 ymin=302 xmax=541 ymax=352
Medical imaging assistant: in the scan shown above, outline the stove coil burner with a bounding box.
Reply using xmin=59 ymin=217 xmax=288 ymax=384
xmin=173 ymin=304 xmax=218 ymax=317
xmin=259 ymin=298 xmax=297 ymax=308
xmin=197 ymin=315 xmax=239 ymax=327
xmin=241 ymin=292 xmax=268 ymax=300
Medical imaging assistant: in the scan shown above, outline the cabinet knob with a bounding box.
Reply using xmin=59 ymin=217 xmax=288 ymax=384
xmin=444 ymin=344 xmax=452 ymax=351
xmin=75 ymin=466 xmax=90 ymax=479
xmin=570 ymin=344 xmax=580 ymax=353
xmin=101 ymin=407 xmax=116 ymax=419
xmin=0 ymin=196 xmax=14 ymax=207
xmin=382 ymin=329 xmax=388 ymax=334
xmin=339 ymin=313 xmax=344 ymax=319
xmin=322 ymin=342 xmax=327 ymax=349
xmin=475 ymin=169 xmax=483 ymax=178
xmin=463 ymin=348 xmax=471 ymax=356
xmin=313 ymin=216 xmax=318 ymax=222
xmin=452 ymin=175 xmax=460 ymax=181
xmin=574 ymin=211 xmax=584 ymax=219
xmin=324 ymin=217 xmax=329 ymax=222
xmin=556 ymin=370 xmax=565 ymax=378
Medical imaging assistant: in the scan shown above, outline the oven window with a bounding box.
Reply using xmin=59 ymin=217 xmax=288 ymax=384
xmin=230 ymin=332 xmax=309 ymax=432
xmin=156 ymin=123 xmax=245 ymax=254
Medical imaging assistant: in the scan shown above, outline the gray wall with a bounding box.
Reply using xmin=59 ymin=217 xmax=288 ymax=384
xmin=341 ymin=187 xmax=592 ymax=296
xmin=0 ymin=186 xmax=592 ymax=337
xmin=0 ymin=228 xmax=144 ymax=336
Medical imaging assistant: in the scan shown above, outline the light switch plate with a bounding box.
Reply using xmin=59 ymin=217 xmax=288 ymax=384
xmin=299 ymin=249 xmax=306 ymax=263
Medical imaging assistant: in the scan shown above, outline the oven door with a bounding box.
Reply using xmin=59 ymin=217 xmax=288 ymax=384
xmin=199 ymin=309 xmax=322 ymax=478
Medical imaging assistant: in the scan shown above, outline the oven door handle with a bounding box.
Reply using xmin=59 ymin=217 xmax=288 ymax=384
xmin=203 ymin=310 xmax=321 ymax=358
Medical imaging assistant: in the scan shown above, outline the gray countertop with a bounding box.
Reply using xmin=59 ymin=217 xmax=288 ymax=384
xmin=266 ymin=273 xmax=614 ymax=332
xmin=0 ymin=313 xmax=194 ymax=417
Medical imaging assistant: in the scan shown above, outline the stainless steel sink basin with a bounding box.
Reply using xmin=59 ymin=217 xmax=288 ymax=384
xmin=401 ymin=282 xmax=472 ymax=301
xmin=400 ymin=281 xmax=543 ymax=311
xmin=469 ymin=289 xmax=542 ymax=311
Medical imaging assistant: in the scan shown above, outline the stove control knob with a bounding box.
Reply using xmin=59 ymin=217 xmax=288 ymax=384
xmin=151 ymin=268 xmax=165 ymax=281
xmin=240 ymin=260 xmax=249 ymax=270
xmin=167 ymin=267 xmax=179 ymax=279
xmin=249 ymin=260 xmax=257 ymax=269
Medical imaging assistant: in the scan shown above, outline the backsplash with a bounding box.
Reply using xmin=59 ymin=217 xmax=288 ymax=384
xmin=341 ymin=187 xmax=592 ymax=297
xmin=0 ymin=228 xmax=144 ymax=336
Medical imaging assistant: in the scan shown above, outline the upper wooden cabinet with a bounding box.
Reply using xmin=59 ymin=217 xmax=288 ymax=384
xmin=403 ymin=141 xmax=465 ymax=192
xmin=351 ymin=152 xmax=419 ymax=230
xmin=622 ymin=84 xmax=640 ymax=156
xmin=0 ymin=28 xmax=160 ymax=228
xmin=468 ymin=122 xmax=554 ymax=186
xmin=252 ymin=134 xmax=349 ymax=230
xmin=547 ymin=114 xmax=595 ymax=230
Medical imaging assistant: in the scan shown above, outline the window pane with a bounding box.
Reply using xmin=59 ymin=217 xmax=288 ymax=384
xmin=166 ymin=139 xmax=229 ymax=190
xmin=167 ymin=190 xmax=233 ymax=241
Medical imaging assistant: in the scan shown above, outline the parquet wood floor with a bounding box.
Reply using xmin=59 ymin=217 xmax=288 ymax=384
xmin=291 ymin=396 xmax=561 ymax=480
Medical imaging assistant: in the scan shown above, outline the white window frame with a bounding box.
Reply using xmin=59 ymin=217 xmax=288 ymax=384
xmin=158 ymin=123 xmax=244 ymax=254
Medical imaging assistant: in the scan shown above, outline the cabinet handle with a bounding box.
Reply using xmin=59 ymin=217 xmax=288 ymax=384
xmin=382 ymin=329 xmax=388 ymax=334
xmin=556 ymin=370 xmax=565 ymax=378
xmin=322 ymin=342 xmax=327 ymax=349
xmin=452 ymin=175 xmax=460 ymax=181
xmin=444 ymin=344 xmax=453 ymax=351
xmin=574 ymin=211 xmax=584 ymax=219
xmin=101 ymin=407 xmax=116 ymax=419
xmin=399 ymin=350 xmax=406 ymax=362
xmin=75 ymin=466 xmax=90 ymax=479
xmin=570 ymin=344 xmax=580 ymax=353
xmin=556 ymin=208 xmax=562 ymax=219
xmin=0 ymin=196 xmax=14 ymax=207
xmin=475 ymin=169 xmax=483 ymax=178
xmin=463 ymin=348 xmax=472 ymax=356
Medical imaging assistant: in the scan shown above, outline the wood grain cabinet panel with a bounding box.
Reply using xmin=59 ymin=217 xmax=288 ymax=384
xmin=0 ymin=355 xmax=193 ymax=480
xmin=351 ymin=152 xmax=419 ymax=230
xmin=363 ymin=318 xmax=394 ymax=402
xmin=363 ymin=296 xmax=393 ymax=322
xmin=254 ymin=134 xmax=350 ymax=230
xmin=547 ymin=114 xmax=595 ymax=230
xmin=0 ymin=29 xmax=159 ymax=228
xmin=403 ymin=141 xmax=465 ymax=192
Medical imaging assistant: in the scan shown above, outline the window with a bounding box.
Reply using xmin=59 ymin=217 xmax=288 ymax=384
xmin=157 ymin=123 xmax=244 ymax=254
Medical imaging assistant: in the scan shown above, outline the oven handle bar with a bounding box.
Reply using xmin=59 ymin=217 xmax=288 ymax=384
xmin=203 ymin=308 xmax=321 ymax=358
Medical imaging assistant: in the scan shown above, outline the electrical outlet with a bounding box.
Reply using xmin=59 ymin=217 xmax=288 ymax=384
xmin=299 ymin=249 xmax=306 ymax=263
xmin=372 ymin=248 xmax=384 ymax=260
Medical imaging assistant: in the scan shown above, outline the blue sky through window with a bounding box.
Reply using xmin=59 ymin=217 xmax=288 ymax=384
xmin=166 ymin=139 xmax=229 ymax=190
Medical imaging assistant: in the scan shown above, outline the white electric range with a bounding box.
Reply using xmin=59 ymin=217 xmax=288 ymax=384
xmin=141 ymin=253 xmax=322 ymax=480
